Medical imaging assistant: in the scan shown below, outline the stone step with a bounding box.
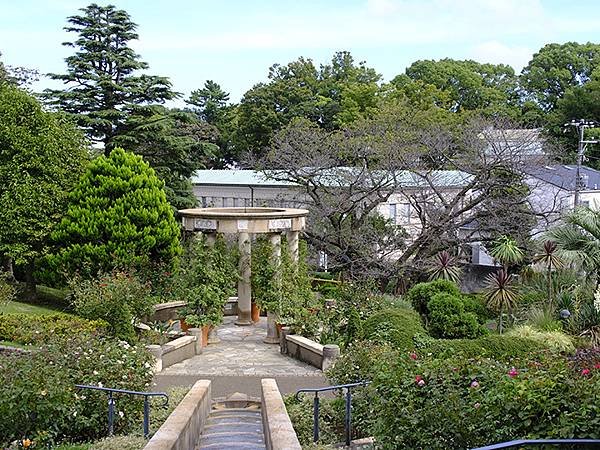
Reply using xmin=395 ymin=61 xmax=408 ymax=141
xmin=198 ymin=443 xmax=266 ymax=450
xmin=206 ymin=415 xmax=262 ymax=424
xmin=210 ymin=408 xmax=261 ymax=416
xmin=200 ymin=431 xmax=264 ymax=444
xmin=203 ymin=423 xmax=262 ymax=434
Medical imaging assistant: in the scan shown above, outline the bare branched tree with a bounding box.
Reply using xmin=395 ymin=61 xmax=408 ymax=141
xmin=252 ymin=108 xmax=557 ymax=287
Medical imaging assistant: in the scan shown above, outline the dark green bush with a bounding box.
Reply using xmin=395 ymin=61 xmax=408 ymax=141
xmin=461 ymin=293 xmax=492 ymax=323
xmin=362 ymin=308 xmax=425 ymax=350
xmin=405 ymin=279 xmax=460 ymax=316
xmin=0 ymin=333 xmax=154 ymax=447
xmin=427 ymin=293 xmax=487 ymax=339
xmin=424 ymin=334 xmax=546 ymax=360
xmin=0 ymin=313 xmax=107 ymax=345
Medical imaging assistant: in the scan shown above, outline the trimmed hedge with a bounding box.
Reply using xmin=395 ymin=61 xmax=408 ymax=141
xmin=423 ymin=334 xmax=546 ymax=360
xmin=428 ymin=293 xmax=487 ymax=339
xmin=0 ymin=313 xmax=107 ymax=345
xmin=362 ymin=308 xmax=425 ymax=350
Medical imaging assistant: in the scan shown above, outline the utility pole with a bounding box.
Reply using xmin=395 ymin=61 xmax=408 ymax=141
xmin=564 ymin=119 xmax=599 ymax=207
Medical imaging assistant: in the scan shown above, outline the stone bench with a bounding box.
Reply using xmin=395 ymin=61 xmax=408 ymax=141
xmin=281 ymin=333 xmax=340 ymax=371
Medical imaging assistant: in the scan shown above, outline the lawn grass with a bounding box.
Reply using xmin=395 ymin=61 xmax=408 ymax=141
xmin=0 ymin=283 xmax=72 ymax=315
xmin=0 ymin=340 xmax=28 ymax=349
xmin=0 ymin=300 xmax=65 ymax=315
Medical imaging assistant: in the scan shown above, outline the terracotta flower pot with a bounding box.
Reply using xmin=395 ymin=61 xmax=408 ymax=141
xmin=180 ymin=318 xmax=191 ymax=332
xmin=201 ymin=325 xmax=210 ymax=347
xmin=251 ymin=302 xmax=260 ymax=322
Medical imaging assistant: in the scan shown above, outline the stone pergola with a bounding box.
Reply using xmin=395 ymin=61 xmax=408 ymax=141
xmin=179 ymin=207 xmax=309 ymax=338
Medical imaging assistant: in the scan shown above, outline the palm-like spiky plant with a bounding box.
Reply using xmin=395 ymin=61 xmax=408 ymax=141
xmin=426 ymin=250 xmax=462 ymax=283
xmin=548 ymin=207 xmax=600 ymax=286
xmin=489 ymin=235 xmax=525 ymax=269
xmin=532 ymin=240 xmax=563 ymax=307
xmin=485 ymin=269 xmax=518 ymax=334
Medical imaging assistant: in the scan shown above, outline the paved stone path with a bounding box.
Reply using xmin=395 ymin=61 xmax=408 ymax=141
xmin=153 ymin=316 xmax=327 ymax=396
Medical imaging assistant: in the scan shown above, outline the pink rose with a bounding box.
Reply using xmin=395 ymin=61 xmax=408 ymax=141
xmin=508 ymin=367 xmax=519 ymax=378
xmin=470 ymin=380 xmax=479 ymax=388
xmin=409 ymin=352 xmax=418 ymax=360
xmin=582 ymin=368 xmax=591 ymax=376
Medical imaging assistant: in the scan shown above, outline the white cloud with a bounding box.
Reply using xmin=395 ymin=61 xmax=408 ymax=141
xmin=470 ymin=41 xmax=533 ymax=71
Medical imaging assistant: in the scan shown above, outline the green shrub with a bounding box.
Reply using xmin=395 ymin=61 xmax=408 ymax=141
xmin=424 ymin=334 xmax=546 ymax=360
xmin=90 ymin=435 xmax=146 ymax=450
xmin=362 ymin=308 xmax=425 ymax=350
xmin=69 ymin=271 xmax=155 ymax=342
xmin=0 ymin=334 xmax=154 ymax=447
xmin=0 ymin=313 xmax=107 ymax=345
xmin=427 ymin=293 xmax=487 ymax=339
xmin=405 ymin=279 xmax=460 ymax=316
xmin=0 ymin=273 xmax=15 ymax=305
xmin=526 ymin=306 xmax=562 ymax=332
xmin=461 ymin=294 xmax=492 ymax=323
xmin=507 ymin=325 xmax=575 ymax=354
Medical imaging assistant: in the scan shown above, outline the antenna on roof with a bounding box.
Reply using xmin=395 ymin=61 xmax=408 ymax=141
xmin=564 ymin=119 xmax=599 ymax=206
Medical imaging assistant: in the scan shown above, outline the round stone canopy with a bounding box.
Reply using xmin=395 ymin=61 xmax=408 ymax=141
xmin=179 ymin=207 xmax=308 ymax=234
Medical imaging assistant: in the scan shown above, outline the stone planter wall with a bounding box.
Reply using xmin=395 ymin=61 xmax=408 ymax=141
xmin=143 ymin=379 xmax=212 ymax=450
xmin=280 ymin=332 xmax=340 ymax=371
xmin=146 ymin=329 xmax=203 ymax=372
xmin=261 ymin=378 xmax=302 ymax=450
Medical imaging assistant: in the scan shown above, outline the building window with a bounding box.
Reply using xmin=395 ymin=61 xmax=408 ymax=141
xmin=389 ymin=204 xmax=397 ymax=223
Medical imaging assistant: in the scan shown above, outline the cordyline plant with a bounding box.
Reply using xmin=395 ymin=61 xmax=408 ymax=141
xmin=485 ymin=268 xmax=519 ymax=334
xmin=490 ymin=235 xmax=525 ymax=270
xmin=532 ymin=240 xmax=563 ymax=307
xmin=426 ymin=250 xmax=462 ymax=283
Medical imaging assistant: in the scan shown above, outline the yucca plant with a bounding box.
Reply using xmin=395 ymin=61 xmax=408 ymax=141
xmin=489 ymin=235 xmax=525 ymax=270
xmin=532 ymin=240 xmax=563 ymax=307
xmin=548 ymin=206 xmax=600 ymax=286
xmin=426 ymin=250 xmax=462 ymax=283
xmin=485 ymin=268 xmax=519 ymax=334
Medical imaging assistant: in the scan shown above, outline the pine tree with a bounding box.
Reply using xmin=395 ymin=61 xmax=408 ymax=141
xmin=51 ymin=148 xmax=182 ymax=278
xmin=44 ymin=3 xmax=178 ymax=153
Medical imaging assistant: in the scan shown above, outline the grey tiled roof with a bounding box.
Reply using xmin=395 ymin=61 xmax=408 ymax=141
xmin=525 ymin=165 xmax=600 ymax=191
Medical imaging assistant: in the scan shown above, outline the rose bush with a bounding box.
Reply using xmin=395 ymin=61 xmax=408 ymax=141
xmin=0 ymin=333 xmax=154 ymax=447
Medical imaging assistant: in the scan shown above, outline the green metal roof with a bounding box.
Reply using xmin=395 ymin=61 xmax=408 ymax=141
xmin=191 ymin=169 xmax=473 ymax=188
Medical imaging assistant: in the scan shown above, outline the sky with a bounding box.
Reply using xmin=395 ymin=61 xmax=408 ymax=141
xmin=1 ymin=0 xmax=599 ymax=103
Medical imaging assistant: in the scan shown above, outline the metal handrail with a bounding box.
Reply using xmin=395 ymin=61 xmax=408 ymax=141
xmin=295 ymin=381 xmax=370 ymax=446
xmin=472 ymin=439 xmax=600 ymax=449
xmin=75 ymin=384 xmax=169 ymax=437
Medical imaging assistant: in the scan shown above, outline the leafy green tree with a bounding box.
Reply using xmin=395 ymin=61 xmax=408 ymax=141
xmin=112 ymin=106 xmax=219 ymax=209
xmin=0 ymin=84 xmax=88 ymax=298
xmin=44 ymin=3 xmax=178 ymax=153
xmin=234 ymin=51 xmax=381 ymax=157
xmin=399 ymin=58 xmax=520 ymax=116
xmin=51 ymin=148 xmax=182 ymax=278
xmin=520 ymin=42 xmax=600 ymax=112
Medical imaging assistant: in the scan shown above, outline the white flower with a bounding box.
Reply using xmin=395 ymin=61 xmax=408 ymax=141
xmin=144 ymin=362 xmax=151 ymax=369
xmin=98 ymin=382 xmax=103 ymax=388
xmin=118 ymin=411 xmax=124 ymax=418
xmin=93 ymin=370 xmax=99 ymax=376
xmin=594 ymin=287 xmax=600 ymax=313
xmin=73 ymin=411 xmax=77 ymax=417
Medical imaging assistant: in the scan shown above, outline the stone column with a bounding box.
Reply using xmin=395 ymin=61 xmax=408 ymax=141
xmin=203 ymin=231 xmax=217 ymax=246
xmin=264 ymin=233 xmax=282 ymax=344
xmin=236 ymin=232 xmax=253 ymax=325
xmin=189 ymin=328 xmax=203 ymax=354
xmin=322 ymin=344 xmax=341 ymax=371
xmin=287 ymin=230 xmax=300 ymax=262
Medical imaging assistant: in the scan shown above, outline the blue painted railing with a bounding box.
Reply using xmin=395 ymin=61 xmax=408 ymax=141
xmin=295 ymin=381 xmax=370 ymax=446
xmin=472 ymin=439 xmax=600 ymax=449
xmin=75 ymin=384 xmax=169 ymax=437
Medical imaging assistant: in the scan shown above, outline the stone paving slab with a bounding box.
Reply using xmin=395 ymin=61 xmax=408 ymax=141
xmin=157 ymin=316 xmax=323 ymax=378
